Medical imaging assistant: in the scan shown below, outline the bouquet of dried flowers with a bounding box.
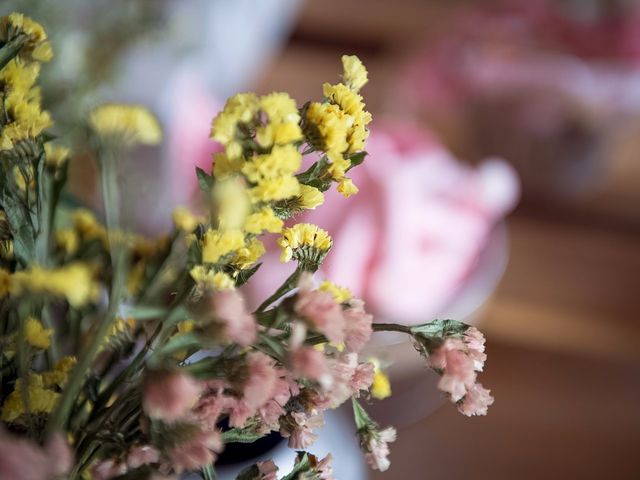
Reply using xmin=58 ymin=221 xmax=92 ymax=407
xmin=0 ymin=12 xmax=493 ymax=480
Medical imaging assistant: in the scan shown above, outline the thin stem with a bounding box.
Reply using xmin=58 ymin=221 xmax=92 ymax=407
xmin=255 ymin=266 xmax=302 ymax=313
xmin=372 ymin=322 xmax=412 ymax=335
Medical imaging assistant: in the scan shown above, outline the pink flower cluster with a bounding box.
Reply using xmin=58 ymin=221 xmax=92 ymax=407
xmin=0 ymin=428 xmax=72 ymax=480
xmin=428 ymin=327 xmax=494 ymax=416
xmin=363 ymin=426 xmax=397 ymax=472
xmin=213 ymin=289 xmax=257 ymax=346
xmin=294 ymin=275 xmax=373 ymax=352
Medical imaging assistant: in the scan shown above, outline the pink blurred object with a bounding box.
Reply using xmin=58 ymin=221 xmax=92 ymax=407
xmin=313 ymin=121 xmax=519 ymax=324
xmin=246 ymin=121 xmax=519 ymax=325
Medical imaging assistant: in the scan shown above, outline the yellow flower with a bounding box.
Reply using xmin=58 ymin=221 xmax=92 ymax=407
xmin=1 ymin=376 xmax=59 ymax=423
xmin=24 ymin=316 xmax=52 ymax=349
xmin=278 ymin=223 xmax=332 ymax=263
xmin=255 ymin=92 xmax=303 ymax=148
xmin=55 ymin=229 xmax=79 ymax=255
xmin=10 ymin=263 xmax=99 ymax=308
xmin=72 ymin=209 xmax=106 ymax=242
xmin=322 ymin=83 xmax=371 ymax=154
xmin=0 ymin=13 xmax=53 ymax=63
xmin=201 ymin=229 xmax=246 ymax=264
xmin=249 ymin=176 xmax=301 ymax=203
xmin=190 ymin=265 xmax=235 ymax=291
xmin=327 ymin=151 xmax=351 ymax=181
xmin=177 ymin=319 xmax=195 ymax=334
xmin=297 ymin=185 xmax=325 ymax=210
xmin=371 ymin=369 xmax=392 ymax=400
xmin=89 ymin=104 xmax=162 ymax=146
xmin=127 ymin=260 xmax=146 ymax=295
xmin=244 ymin=207 xmax=283 ymax=234
xmin=305 ymin=102 xmax=350 ymax=154
xmin=341 ymin=55 xmax=368 ymax=92
xmin=337 ymin=178 xmax=359 ymax=198
xmin=42 ymin=356 xmax=77 ymax=388
xmin=242 ymin=144 xmax=302 ymax=183
xmin=319 ymin=281 xmax=352 ymax=304
xmin=210 ymin=92 xmax=258 ymax=157
xmin=233 ymin=237 xmax=266 ymax=269
xmin=44 ymin=143 xmax=70 ymax=169
xmin=172 ymin=206 xmax=203 ymax=233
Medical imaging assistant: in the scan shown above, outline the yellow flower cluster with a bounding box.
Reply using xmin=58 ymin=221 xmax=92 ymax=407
xmin=89 ymin=104 xmax=162 ymax=146
xmin=211 ymin=93 xmax=259 ymax=159
xmin=190 ymin=266 xmax=235 ymax=292
xmin=297 ymin=185 xmax=325 ymax=210
xmin=319 ymin=280 xmax=352 ymax=304
xmin=10 ymin=262 xmax=99 ymax=308
xmin=256 ymin=92 xmax=303 ymax=148
xmin=172 ymin=206 xmax=205 ymax=233
xmin=44 ymin=143 xmax=70 ymax=169
xmin=1 ymin=356 xmax=75 ymax=423
xmin=0 ymin=57 xmax=53 ymax=150
xmin=278 ymin=223 xmax=332 ymax=263
xmin=201 ymin=229 xmax=246 ymax=264
xmin=242 ymin=144 xmax=302 ymax=203
xmin=304 ymin=55 xmax=371 ymax=198
xmin=0 ymin=13 xmax=53 ymax=63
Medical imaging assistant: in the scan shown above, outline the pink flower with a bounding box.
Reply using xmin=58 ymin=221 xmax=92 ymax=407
xmin=343 ymin=299 xmax=373 ymax=353
xmin=364 ymin=427 xmax=396 ymax=472
xmin=281 ymin=412 xmax=324 ymax=449
xmin=127 ymin=445 xmax=160 ymax=469
xmin=458 ymin=382 xmax=495 ymax=416
xmin=168 ymin=429 xmax=223 ymax=474
xmin=294 ymin=288 xmax=346 ymax=344
xmin=257 ymin=460 xmax=279 ymax=480
xmin=350 ymin=361 xmax=375 ymax=394
xmin=92 ymin=459 xmax=127 ymax=480
xmin=227 ymin=398 xmax=253 ymax=428
xmin=429 ymin=338 xmax=477 ymax=402
xmin=290 ymin=346 xmax=332 ymax=387
xmin=0 ymin=429 xmax=72 ymax=480
xmin=464 ymin=326 xmax=487 ymax=371
xmin=213 ymin=289 xmax=257 ymax=346
xmin=143 ymin=370 xmax=202 ymax=422
xmin=244 ymin=352 xmax=278 ymax=409
xmin=316 ymin=453 xmax=335 ymax=480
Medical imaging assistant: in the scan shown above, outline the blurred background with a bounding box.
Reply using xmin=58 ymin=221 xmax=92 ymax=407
xmin=3 ymin=0 xmax=639 ymax=478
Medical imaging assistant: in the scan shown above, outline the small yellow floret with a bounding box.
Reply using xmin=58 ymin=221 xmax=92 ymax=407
xmin=89 ymin=104 xmax=162 ymax=146
xmin=233 ymin=237 xmax=266 ymax=269
xmin=24 ymin=316 xmax=52 ymax=349
xmin=201 ymin=229 xmax=246 ymax=264
xmin=371 ymin=370 xmax=392 ymax=400
xmin=190 ymin=266 xmax=235 ymax=291
xmin=1 ymin=376 xmax=59 ymax=423
xmin=0 ymin=13 xmax=53 ymax=63
xmin=297 ymin=185 xmax=325 ymax=210
xmin=172 ymin=206 xmax=203 ymax=233
xmin=319 ymin=281 xmax=352 ymax=304
xmin=341 ymin=55 xmax=369 ymax=92
xmin=278 ymin=223 xmax=332 ymax=263
xmin=44 ymin=143 xmax=70 ymax=168
xmin=244 ymin=207 xmax=283 ymax=235
xmin=337 ymin=178 xmax=359 ymax=198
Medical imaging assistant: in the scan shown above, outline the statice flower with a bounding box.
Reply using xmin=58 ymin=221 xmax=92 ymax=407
xmin=142 ymin=370 xmax=202 ymax=423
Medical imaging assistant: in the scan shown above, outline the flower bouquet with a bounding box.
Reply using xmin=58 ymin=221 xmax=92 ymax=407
xmin=0 ymin=12 xmax=493 ymax=480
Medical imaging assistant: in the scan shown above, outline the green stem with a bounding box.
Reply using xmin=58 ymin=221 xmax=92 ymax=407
xmin=45 ymin=146 xmax=127 ymax=436
xmin=255 ymin=266 xmax=303 ymax=312
xmin=372 ymin=322 xmax=412 ymax=335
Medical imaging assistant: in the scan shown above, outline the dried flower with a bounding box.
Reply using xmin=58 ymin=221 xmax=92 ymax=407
xmin=212 ymin=289 xmax=257 ymax=346
xmin=89 ymin=104 xmax=162 ymax=146
xmin=143 ymin=370 xmax=201 ymax=423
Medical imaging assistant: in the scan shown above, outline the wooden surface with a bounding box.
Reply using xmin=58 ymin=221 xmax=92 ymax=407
xmin=255 ymin=2 xmax=640 ymax=478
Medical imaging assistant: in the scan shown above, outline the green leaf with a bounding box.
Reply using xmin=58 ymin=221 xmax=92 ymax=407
xmin=281 ymin=452 xmax=313 ymax=480
xmin=352 ymin=397 xmax=373 ymax=431
xmin=196 ymin=166 xmax=214 ymax=192
xmin=410 ymin=319 xmax=468 ymax=339
xmin=346 ymin=151 xmax=367 ymax=170
xmin=119 ymin=305 xmax=169 ymax=320
xmin=0 ymin=35 xmax=26 ymax=70
xmin=221 ymin=427 xmax=264 ymax=444
xmin=232 ymin=262 xmax=262 ymax=287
